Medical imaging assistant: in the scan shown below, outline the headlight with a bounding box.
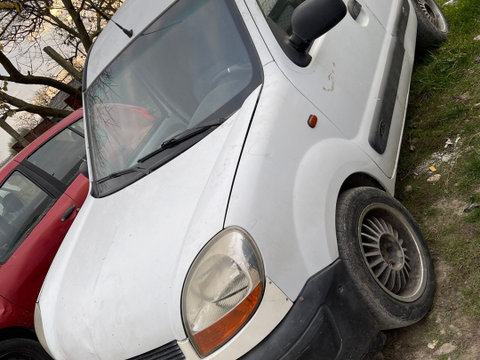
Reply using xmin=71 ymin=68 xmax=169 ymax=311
xmin=182 ymin=227 xmax=264 ymax=356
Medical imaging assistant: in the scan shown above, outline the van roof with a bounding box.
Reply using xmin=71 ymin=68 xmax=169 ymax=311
xmin=85 ymin=0 xmax=174 ymax=88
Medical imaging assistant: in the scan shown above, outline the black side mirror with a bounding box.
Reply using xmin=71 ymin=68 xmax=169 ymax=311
xmin=287 ymin=0 xmax=347 ymax=66
xmin=79 ymin=159 xmax=89 ymax=179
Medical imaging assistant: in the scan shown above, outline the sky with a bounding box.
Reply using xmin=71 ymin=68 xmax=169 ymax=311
xmin=0 ymin=26 xmax=65 ymax=163
xmin=0 ymin=81 xmax=42 ymax=163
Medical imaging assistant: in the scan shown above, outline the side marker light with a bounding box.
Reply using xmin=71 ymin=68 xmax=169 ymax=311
xmin=308 ymin=115 xmax=318 ymax=128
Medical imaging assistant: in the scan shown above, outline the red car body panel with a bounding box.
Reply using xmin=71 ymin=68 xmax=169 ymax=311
xmin=0 ymin=295 xmax=31 ymax=329
xmin=1 ymin=193 xmax=80 ymax=311
xmin=64 ymin=174 xmax=90 ymax=205
xmin=0 ymin=162 xmax=18 ymax=180
xmin=0 ymin=109 xmax=88 ymax=332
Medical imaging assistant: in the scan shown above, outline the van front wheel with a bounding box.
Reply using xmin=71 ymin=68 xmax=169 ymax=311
xmin=412 ymin=0 xmax=449 ymax=51
xmin=336 ymin=187 xmax=435 ymax=329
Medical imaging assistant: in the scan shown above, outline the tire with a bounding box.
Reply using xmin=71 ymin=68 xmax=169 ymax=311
xmin=336 ymin=187 xmax=435 ymax=330
xmin=0 ymin=338 xmax=52 ymax=360
xmin=411 ymin=0 xmax=449 ymax=52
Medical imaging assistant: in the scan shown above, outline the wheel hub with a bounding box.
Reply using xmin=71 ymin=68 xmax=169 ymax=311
xmin=360 ymin=216 xmax=411 ymax=294
xmin=358 ymin=204 xmax=426 ymax=303
xmin=379 ymin=233 xmax=404 ymax=271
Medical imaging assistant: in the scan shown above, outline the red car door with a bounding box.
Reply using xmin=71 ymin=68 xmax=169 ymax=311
xmin=0 ymin=172 xmax=83 ymax=316
xmin=0 ymin=116 xmax=88 ymax=324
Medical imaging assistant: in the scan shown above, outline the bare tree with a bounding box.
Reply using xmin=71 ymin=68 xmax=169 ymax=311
xmin=0 ymin=112 xmax=29 ymax=147
xmin=0 ymin=0 xmax=123 ymax=143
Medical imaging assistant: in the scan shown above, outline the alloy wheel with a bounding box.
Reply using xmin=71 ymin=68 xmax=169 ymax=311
xmin=358 ymin=204 xmax=428 ymax=302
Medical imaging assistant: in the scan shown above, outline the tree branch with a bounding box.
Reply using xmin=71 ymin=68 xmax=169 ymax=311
xmin=0 ymin=12 xmax=18 ymax=39
xmin=0 ymin=112 xmax=29 ymax=148
xmin=0 ymin=91 xmax=72 ymax=118
xmin=44 ymin=10 xmax=81 ymax=39
xmin=87 ymin=0 xmax=111 ymax=21
xmin=61 ymin=0 xmax=92 ymax=51
xmin=0 ymin=50 xmax=23 ymax=78
xmin=0 ymin=51 xmax=81 ymax=97
xmin=43 ymin=46 xmax=82 ymax=81
xmin=0 ymin=0 xmax=124 ymax=121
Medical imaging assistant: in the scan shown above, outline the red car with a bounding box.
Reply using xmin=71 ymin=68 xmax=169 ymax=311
xmin=0 ymin=108 xmax=88 ymax=358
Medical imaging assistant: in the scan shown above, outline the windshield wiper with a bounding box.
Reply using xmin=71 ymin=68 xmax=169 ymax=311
xmin=96 ymin=166 xmax=151 ymax=184
xmin=137 ymin=119 xmax=225 ymax=164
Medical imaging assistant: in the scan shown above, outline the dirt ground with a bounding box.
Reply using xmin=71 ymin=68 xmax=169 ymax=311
xmin=377 ymin=192 xmax=480 ymax=359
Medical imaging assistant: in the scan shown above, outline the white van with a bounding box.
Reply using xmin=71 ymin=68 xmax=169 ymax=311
xmin=35 ymin=0 xmax=448 ymax=359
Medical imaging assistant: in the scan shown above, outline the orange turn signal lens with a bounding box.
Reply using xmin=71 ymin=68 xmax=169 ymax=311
xmin=307 ymin=114 xmax=318 ymax=128
xmin=192 ymin=283 xmax=263 ymax=356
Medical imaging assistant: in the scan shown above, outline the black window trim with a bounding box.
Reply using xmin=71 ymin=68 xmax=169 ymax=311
xmin=67 ymin=117 xmax=85 ymax=137
xmin=21 ymin=117 xmax=86 ymax=196
xmin=16 ymin=161 xmax=65 ymax=199
xmin=0 ymin=118 xmax=87 ymax=200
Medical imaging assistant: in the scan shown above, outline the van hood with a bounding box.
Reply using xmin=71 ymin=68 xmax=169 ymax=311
xmin=36 ymin=87 xmax=261 ymax=360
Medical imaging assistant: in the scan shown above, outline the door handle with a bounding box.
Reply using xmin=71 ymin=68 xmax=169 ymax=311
xmin=61 ymin=205 xmax=76 ymax=222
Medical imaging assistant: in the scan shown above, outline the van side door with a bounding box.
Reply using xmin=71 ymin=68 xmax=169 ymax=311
xmin=247 ymin=0 xmax=413 ymax=177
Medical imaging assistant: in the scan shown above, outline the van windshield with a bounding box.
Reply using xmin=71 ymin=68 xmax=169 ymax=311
xmin=85 ymin=0 xmax=262 ymax=196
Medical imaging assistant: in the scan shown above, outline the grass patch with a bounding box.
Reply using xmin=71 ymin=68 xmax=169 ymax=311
xmin=383 ymin=0 xmax=480 ymax=357
xmin=465 ymin=207 xmax=480 ymax=223
xmin=457 ymin=153 xmax=480 ymax=191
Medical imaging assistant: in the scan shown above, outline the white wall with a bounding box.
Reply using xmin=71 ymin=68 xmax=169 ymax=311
xmin=0 ymin=129 xmax=13 ymax=163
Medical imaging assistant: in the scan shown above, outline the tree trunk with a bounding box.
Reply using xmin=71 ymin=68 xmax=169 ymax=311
xmin=43 ymin=46 xmax=83 ymax=82
xmin=0 ymin=115 xmax=29 ymax=148
xmin=61 ymin=0 xmax=93 ymax=51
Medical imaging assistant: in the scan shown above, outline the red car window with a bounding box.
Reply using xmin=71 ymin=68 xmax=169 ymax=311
xmin=69 ymin=119 xmax=85 ymax=136
xmin=0 ymin=171 xmax=54 ymax=263
xmin=27 ymin=122 xmax=86 ymax=185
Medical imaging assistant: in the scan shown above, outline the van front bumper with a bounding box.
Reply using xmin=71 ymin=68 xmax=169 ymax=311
xmin=135 ymin=260 xmax=384 ymax=360
xmin=240 ymin=259 xmax=384 ymax=360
